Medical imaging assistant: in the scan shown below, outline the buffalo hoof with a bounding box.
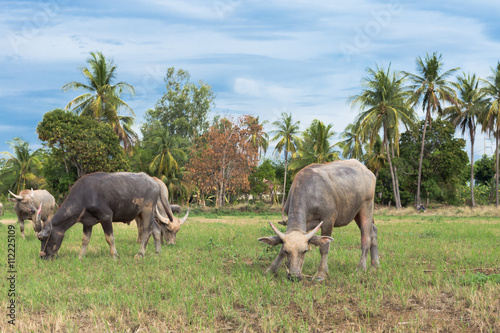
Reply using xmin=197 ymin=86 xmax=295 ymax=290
xmin=314 ymin=276 xmax=326 ymax=282
xmin=287 ymin=275 xmax=302 ymax=282
xmin=134 ymin=253 xmax=144 ymax=260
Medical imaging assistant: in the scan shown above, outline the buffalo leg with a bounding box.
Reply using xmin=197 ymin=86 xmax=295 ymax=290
xmin=19 ymin=220 xmax=25 ymax=238
xmin=315 ymin=222 xmax=333 ymax=281
xmin=101 ymin=223 xmax=119 ymax=259
xmin=79 ymin=225 xmax=93 ymax=259
xmin=136 ymin=218 xmax=143 ymax=243
xmin=355 ymin=205 xmax=373 ymax=272
xmin=370 ymin=223 xmax=380 ymax=268
xmin=135 ymin=209 xmax=155 ymax=259
xmin=265 ymin=248 xmax=286 ymax=275
xmin=151 ymin=221 xmax=162 ymax=254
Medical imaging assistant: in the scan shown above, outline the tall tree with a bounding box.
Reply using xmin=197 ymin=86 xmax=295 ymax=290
xmin=443 ymin=73 xmax=488 ymax=207
xmin=243 ymin=115 xmax=269 ymax=158
xmin=350 ymin=65 xmax=417 ymax=209
xmin=289 ymin=119 xmax=339 ymax=172
xmin=1 ymin=138 xmax=41 ymax=193
xmin=62 ymin=51 xmax=136 ymax=153
xmin=143 ymin=67 xmax=214 ymax=144
xmin=269 ymin=113 xmax=301 ymax=207
xmin=404 ymin=52 xmax=459 ymax=207
xmin=481 ymin=61 xmax=500 ymax=207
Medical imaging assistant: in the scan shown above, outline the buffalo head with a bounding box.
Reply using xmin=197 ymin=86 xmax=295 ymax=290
xmin=259 ymin=221 xmax=333 ymax=281
xmin=37 ymin=220 xmax=63 ymax=260
xmin=155 ymin=207 xmax=189 ymax=245
xmin=9 ymin=189 xmax=43 ymax=231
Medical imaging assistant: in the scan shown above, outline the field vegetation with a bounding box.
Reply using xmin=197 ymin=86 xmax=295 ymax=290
xmin=1 ymin=206 xmax=499 ymax=332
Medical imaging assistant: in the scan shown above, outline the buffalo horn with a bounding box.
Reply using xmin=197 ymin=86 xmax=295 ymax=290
xmin=269 ymin=221 xmax=285 ymax=240
xmin=8 ymin=190 xmax=22 ymax=200
xmin=155 ymin=206 xmax=171 ymax=225
xmin=305 ymin=221 xmax=323 ymax=241
xmin=180 ymin=209 xmax=189 ymax=225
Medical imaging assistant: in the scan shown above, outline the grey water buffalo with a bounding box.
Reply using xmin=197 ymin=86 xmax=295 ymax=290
xmin=259 ymin=159 xmax=378 ymax=281
xmin=137 ymin=177 xmax=188 ymax=245
xmin=36 ymin=172 xmax=172 ymax=260
xmin=8 ymin=189 xmax=56 ymax=238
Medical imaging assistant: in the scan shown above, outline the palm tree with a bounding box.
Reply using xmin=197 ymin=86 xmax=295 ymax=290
xmin=481 ymin=61 xmax=500 ymax=207
xmin=62 ymin=51 xmax=136 ymax=153
xmin=1 ymin=138 xmax=41 ymax=193
xmin=364 ymin=135 xmax=386 ymax=178
xmin=443 ymin=73 xmax=488 ymax=207
xmin=289 ymin=119 xmax=339 ymax=172
xmin=339 ymin=123 xmax=364 ymax=160
xmin=243 ymin=115 xmax=269 ymax=157
xmin=269 ymin=112 xmax=301 ymax=207
xmin=350 ymin=65 xmax=417 ymax=209
xmin=148 ymin=129 xmax=187 ymax=183
xmin=404 ymin=52 xmax=459 ymax=207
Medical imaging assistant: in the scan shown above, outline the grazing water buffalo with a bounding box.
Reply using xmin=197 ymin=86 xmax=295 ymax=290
xmin=8 ymin=189 xmax=56 ymax=238
xmin=36 ymin=172 xmax=172 ymax=260
xmin=137 ymin=177 xmax=188 ymax=246
xmin=259 ymin=159 xmax=378 ymax=281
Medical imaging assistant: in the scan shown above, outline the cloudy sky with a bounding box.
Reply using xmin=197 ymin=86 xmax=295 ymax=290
xmin=1 ymin=0 xmax=500 ymax=161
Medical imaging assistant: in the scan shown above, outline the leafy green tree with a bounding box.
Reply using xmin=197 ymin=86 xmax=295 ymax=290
xmin=397 ymin=119 xmax=469 ymax=205
xmin=248 ymin=159 xmax=277 ymax=204
xmin=37 ymin=109 xmax=129 ymax=178
xmin=481 ymin=61 xmax=500 ymax=206
xmin=62 ymin=51 xmax=136 ymax=154
xmin=443 ymin=73 xmax=488 ymax=206
xmin=475 ymin=154 xmax=495 ymax=187
xmin=269 ymin=112 xmax=301 ymax=207
xmin=0 ymin=137 xmax=43 ymax=193
xmin=350 ymin=65 xmax=417 ymax=209
xmin=404 ymin=52 xmax=459 ymax=207
xmin=289 ymin=119 xmax=339 ymax=172
xmin=142 ymin=67 xmax=214 ymax=144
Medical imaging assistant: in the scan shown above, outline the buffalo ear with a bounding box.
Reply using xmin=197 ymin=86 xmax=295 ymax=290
xmin=258 ymin=236 xmax=283 ymax=246
xmin=37 ymin=228 xmax=50 ymax=240
xmin=308 ymin=235 xmax=333 ymax=247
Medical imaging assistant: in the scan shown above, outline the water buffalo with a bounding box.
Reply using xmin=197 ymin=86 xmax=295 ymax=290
xmin=8 ymin=189 xmax=56 ymax=238
xmin=36 ymin=172 xmax=172 ymax=260
xmin=258 ymin=159 xmax=379 ymax=281
xmin=137 ymin=177 xmax=188 ymax=246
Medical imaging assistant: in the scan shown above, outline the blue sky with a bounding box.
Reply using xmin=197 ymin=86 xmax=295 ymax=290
xmin=1 ymin=0 xmax=500 ymax=161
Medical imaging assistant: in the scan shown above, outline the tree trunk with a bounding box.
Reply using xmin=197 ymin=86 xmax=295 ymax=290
xmin=384 ymin=126 xmax=400 ymax=209
xmin=496 ymin=131 xmax=499 ymax=207
xmin=470 ymin=130 xmax=475 ymax=207
xmin=416 ymin=109 xmax=430 ymax=208
xmin=391 ymin=143 xmax=402 ymax=208
xmin=281 ymin=149 xmax=288 ymax=207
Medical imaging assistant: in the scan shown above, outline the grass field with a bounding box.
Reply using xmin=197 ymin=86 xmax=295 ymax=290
xmin=0 ymin=206 xmax=499 ymax=332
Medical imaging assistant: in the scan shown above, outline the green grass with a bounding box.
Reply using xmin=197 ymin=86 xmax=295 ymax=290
xmin=1 ymin=212 xmax=499 ymax=332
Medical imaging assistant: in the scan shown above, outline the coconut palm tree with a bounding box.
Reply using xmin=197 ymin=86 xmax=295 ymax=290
xmin=289 ymin=119 xmax=339 ymax=172
xmin=269 ymin=112 xmax=301 ymax=207
xmin=339 ymin=123 xmax=364 ymax=160
xmin=62 ymin=51 xmax=136 ymax=153
xmin=148 ymin=129 xmax=187 ymax=182
xmin=403 ymin=52 xmax=459 ymax=207
xmin=243 ymin=115 xmax=269 ymax=157
xmin=443 ymin=73 xmax=488 ymax=207
xmin=481 ymin=61 xmax=500 ymax=207
xmin=350 ymin=65 xmax=417 ymax=209
xmin=1 ymin=138 xmax=41 ymax=193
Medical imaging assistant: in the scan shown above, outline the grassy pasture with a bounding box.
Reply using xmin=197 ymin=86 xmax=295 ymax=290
xmin=0 ymin=208 xmax=499 ymax=332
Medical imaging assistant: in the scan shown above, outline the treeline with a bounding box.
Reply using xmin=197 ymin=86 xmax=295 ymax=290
xmin=1 ymin=51 xmax=500 ymax=208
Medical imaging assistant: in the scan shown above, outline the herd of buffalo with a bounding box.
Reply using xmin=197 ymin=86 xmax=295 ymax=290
xmin=5 ymin=159 xmax=378 ymax=281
